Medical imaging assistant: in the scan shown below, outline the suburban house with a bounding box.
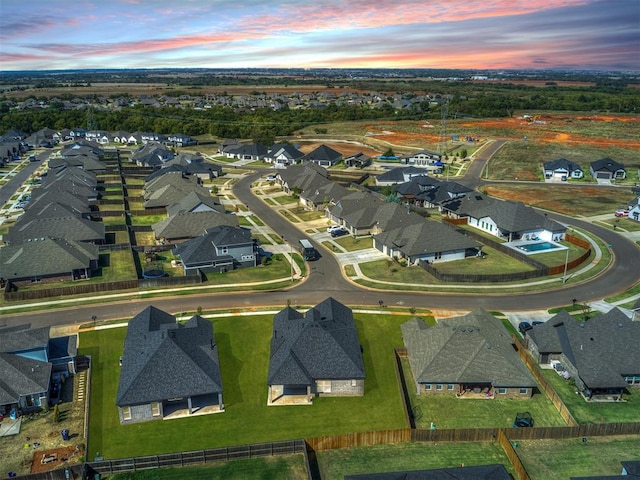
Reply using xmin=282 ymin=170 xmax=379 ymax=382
xmin=373 ymin=220 xmax=481 ymax=264
xmin=165 ymin=191 xmax=225 ymax=217
xmin=131 ymin=142 xmax=174 ymax=168
xmin=0 ymin=237 xmax=100 ymax=284
xmin=265 ymin=144 xmax=305 ymax=168
xmin=326 ymin=192 xmax=407 ymax=236
xmin=143 ymin=174 xmax=209 ymax=209
xmin=441 ymin=193 xmax=567 ymax=242
xmin=344 ymin=152 xmax=371 ymax=168
xmin=0 ymin=324 xmax=77 ymax=417
xmin=302 ymin=144 xmax=343 ymax=168
xmin=151 ymin=210 xmax=239 ymax=243
xmin=527 ymin=308 xmax=640 ymax=401
xmin=116 ymin=306 xmax=224 ymax=424
xmin=172 ymin=225 xmax=257 ymax=275
xmin=276 ymin=163 xmax=330 ymax=195
xmin=159 ymin=153 xmax=223 ymax=180
xmin=221 ymin=142 xmax=268 ymax=161
xmin=401 ymin=310 xmax=536 ymax=398
xmin=267 ymin=297 xmax=366 ymax=405
xmin=393 ymin=176 xmax=472 ymax=209
xmin=375 ymin=167 xmax=431 ymax=186
xmin=4 ymin=215 xmax=106 ymax=246
xmin=165 ymin=133 xmax=196 ymax=147
xmin=543 ymin=158 xmax=584 ymax=180
xmin=627 ymin=196 xmax=640 ymax=222
xmin=590 ymin=158 xmax=626 ymax=181
xmin=400 ymin=149 xmax=443 ymax=173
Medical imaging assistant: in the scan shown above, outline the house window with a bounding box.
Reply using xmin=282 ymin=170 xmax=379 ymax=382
xmin=122 ymin=407 xmax=132 ymax=420
xmin=436 ymin=384 xmax=443 ymax=391
xmin=497 ymin=387 xmax=506 ymax=394
xmin=425 ymin=384 xmax=431 ymax=390
xmin=220 ymin=247 xmax=228 ymax=254
xmin=519 ymin=388 xmax=528 ymax=395
xmin=151 ymin=402 xmax=160 ymax=416
xmin=447 ymin=384 xmax=454 ymax=391
xmin=351 ymin=379 xmax=357 ymax=387
xmin=317 ymin=380 xmax=331 ymax=393
xmin=434 ymin=252 xmax=442 ymax=260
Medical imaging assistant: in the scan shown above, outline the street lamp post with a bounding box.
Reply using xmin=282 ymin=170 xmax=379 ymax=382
xmin=290 ymin=243 xmax=294 ymax=282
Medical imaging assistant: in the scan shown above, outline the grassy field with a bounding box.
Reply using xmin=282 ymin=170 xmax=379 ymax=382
xmin=487 ymin=140 xmax=639 ymax=182
xmin=82 ymin=311 xmax=411 ymax=460
xmin=540 ymin=370 xmax=640 ymax=424
xmin=516 ymin=435 xmax=640 ymax=480
xmin=105 ymin=454 xmax=308 ymax=480
xmin=401 ymin=360 xmax=565 ymax=430
xmin=434 ymin=245 xmax=536 ymax=275
xmin=316 ymin=442 xmax=513 ymax=480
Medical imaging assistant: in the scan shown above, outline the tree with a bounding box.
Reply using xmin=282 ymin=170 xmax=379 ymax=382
xmin=382 ymin=148 xmax=395 ymax=157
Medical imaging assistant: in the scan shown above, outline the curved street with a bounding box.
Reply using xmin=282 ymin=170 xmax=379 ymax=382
xmin=1 ymin=147 xmax=639 ymax=327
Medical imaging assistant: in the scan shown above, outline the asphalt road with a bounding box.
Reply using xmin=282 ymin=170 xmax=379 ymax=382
xmin=2 ymin=159 xmax=638 ymax=329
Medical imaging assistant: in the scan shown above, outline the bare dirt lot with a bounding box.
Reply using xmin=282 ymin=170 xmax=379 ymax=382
xmin=0 ymin=370 xmax=86 ymax=476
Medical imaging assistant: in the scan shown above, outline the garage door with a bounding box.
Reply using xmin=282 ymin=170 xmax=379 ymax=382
xmin=596 ymin=172 xmax=611 ymax=179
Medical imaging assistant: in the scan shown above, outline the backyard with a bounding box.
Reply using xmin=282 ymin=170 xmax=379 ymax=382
xmin=81 ymin=311 xmax=412 ymax=460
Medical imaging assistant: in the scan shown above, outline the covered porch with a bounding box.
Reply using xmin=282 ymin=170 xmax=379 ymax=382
xmin=267 ymin=384 xmax=313 ymax=406
xmin=162 ymin=392 xmax=224 ymax=420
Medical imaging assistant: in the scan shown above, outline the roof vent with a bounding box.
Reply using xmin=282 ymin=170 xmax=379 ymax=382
xmin=618 ymin=323 xmax=624 ymax=328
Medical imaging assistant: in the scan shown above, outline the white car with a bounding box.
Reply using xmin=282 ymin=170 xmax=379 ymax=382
xmin=327 ymin=225 xmax=343 ymax=233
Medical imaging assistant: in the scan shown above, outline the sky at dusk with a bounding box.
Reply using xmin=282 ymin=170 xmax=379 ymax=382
xmin=1 ymin=0 xmax=639 ymax=72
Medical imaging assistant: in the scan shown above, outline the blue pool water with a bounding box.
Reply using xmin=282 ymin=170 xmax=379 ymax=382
xmin=519 ymin=242 xmax=559 ymax=252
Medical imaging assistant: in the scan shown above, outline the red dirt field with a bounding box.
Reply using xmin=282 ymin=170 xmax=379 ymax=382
xmin=31 ymin=446 xmax=83 ymax=474
xmin=363 ymin=114 xmax=640 ymax=150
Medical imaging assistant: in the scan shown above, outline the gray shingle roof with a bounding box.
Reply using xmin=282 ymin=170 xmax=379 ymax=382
xmin=0 ymin=237 xmax=100 ymax=280
xmin=173 ymin=225 xmax=252 ymax=266
xmin=590 ymin=157 xmax=625 ymax=173
xmin=152 ymin=211 xmax=238 ymax=240
xmin=0 ymin=353 xmax=52 ymax=406
xmin=543 ymin=158 xmax=583 ymax=173
xmin=303 ymin=144 xmax=342 ymax=164
xmin=376 ymin=167 xmax=430 ymax=184
xmin=267 ymin=298 xmax=366 ymax=386
xmin=374 ymin=220 xmax=480 ymax=257
xmin=116 ymin=306 xmax=222 ymax=406
xmin=528 ymin=308 xmax=639 ymax=389
xmin=401 ymin=310 xmax=536 ymax=387
xmin=0 ymin=325 xmax=49 ymax=354
xmin=165 ymin=191 xmax=224 ymax=217
xmin=5 ymin=216 xmax=105 ymax=245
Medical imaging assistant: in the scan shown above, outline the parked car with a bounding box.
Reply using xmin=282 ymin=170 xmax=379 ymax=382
xmin=518 ymin=321 xmax=533 ymax=334
xmin=331 ymin=227 xmax=348 ymax=238
xmin=327 ymin=225 xmax=344 ymax=234
xmin=532 ymin=321 xmax=544 ymax=326
xmin=615 ymin=209 xmax=629 ymax=217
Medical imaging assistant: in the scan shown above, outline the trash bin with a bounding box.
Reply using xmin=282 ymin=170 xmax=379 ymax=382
xmin=61 ymin=429 xmax=70 ymax=441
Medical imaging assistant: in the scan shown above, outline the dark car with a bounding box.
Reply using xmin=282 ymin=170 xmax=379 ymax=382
xmin=518 ymin=321 xmax=533 ymax=334
xmin=330 ymin=226 xmax=348 ymax=237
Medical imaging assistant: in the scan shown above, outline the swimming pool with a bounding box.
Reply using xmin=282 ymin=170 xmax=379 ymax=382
xmin=518 ymin=242 xmax=560 ymax=253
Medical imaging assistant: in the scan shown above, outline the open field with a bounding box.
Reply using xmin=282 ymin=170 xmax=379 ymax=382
xmin=481 ymin=184 xmax=632 ymax=216
xmin=82 ymin=311 xmax=411 ymax=460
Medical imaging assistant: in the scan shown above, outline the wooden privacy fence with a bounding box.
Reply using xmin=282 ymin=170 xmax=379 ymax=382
xmin=87 ymin=439 xmax=307 ymax=475
xmin=497 ymin=428 xmax=530 ymax=480
xmin=512 ymin=336 xmax=578 ymax=426
xmin=306 ymin=429 xmax=412 ymax=451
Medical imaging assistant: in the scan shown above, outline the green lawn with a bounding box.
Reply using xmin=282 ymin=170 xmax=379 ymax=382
xmin=541 ymin=370 xmax=640 ymax=424
xmin=130 ymin=214 xmax=167 ymax=226
xmin=317 ymin=442 xmax=512 ymax=480
xmin=517 ymin=435 xmax=640 ymax=480
xmin=82 ymin=312 xmax=411 ymax=460
xmin=402 ymin=360 xmax=566 ymax=429
xmin=105 ymin=454 xmax=307 ymax=480
xmin=434 ymin=246 xmax=536 ymax=275
xmin=273 ymin=195 xmax=298 ymax=205
xmin=289 ymin=207 xmax=325 ymax=222
xmin=328 ymin=236 xmax=373 ymax=252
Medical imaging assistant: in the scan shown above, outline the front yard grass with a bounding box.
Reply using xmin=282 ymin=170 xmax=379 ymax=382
xmin=330 ymin=235 xmax=373 ymax=252
xmin=317 ymin=442 xmax=513 ymax=480
xmin=82 ymin=311 xmax=411 ymax=459
xmin=401 ymin=360 xmax=565 ymax=430
xmin=540 ymin=370 xmax=640 ymax=424
xmin=516 ymin=435 xmax=640 ymax=480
